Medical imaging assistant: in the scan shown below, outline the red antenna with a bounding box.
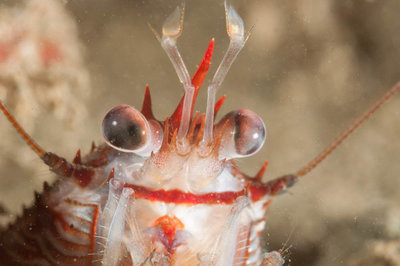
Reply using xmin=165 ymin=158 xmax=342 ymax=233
xmin=295 ymin=81 xmax=400 ymax=178
xmin=0 ymin=101 xmax=45 ymax=157
xmin=0 ymin=100 xmax=96 ymax=187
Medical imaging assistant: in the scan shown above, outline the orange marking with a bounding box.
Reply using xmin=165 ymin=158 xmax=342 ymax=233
xmin=152 ymin=215 xmax=184 ymax=250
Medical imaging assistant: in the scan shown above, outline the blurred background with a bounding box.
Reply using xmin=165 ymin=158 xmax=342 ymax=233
xmin=0 ymin=0 xmax=399 ymax=265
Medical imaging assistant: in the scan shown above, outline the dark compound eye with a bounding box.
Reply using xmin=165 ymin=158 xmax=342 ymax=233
xmin=102 ymin=105 xmax=149 ymax=152
xmin=216 ymin=109 xmax=266 ymax=159
xmin=233 ymin=110 xmax=266 ymax=155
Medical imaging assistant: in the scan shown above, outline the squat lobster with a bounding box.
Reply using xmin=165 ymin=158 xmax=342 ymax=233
xmin=0 ymin=3 xmax=399 ymax=266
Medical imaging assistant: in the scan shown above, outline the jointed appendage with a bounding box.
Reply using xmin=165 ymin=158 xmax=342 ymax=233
xmin=0 ymin=100 xmax=98 ymax=187
xmin=157 ymin=2 xmax=400 ymax=182
xmin=159 ymin=5 xmax=194 ymax=152
xmin=158 ymin=3 xmax=247 ymax=153
xmin=293 ymin=81 xmax=400 ymax=179
xmin=1 ymin=3 xmax=399 ymax=264
xmin=203 ymin=3 xmax=246 ymax=146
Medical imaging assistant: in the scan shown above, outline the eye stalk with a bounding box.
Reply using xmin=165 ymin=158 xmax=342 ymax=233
xmin=216 ymin=109 xmax=266 ymax=160
xmin=102 ymin=105 xmax=163 ymax=156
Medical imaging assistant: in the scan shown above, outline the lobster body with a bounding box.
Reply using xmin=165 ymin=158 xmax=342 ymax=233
xmin=0 ymin=141 xmax=290 ymax=265
xmin=0 ymin=6 xmax=293 ymax=262
xmin=2 ymin=2 xmax=396 ymax=266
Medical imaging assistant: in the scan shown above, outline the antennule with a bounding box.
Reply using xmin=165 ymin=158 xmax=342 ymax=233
xmin=0 ymin=100 xmax=45 ymax=157
xmin=202 ymin=3 xmax=246 ymax=146
xmin=160 ymin=4 xmax=194 ymax=151
xmin=295 ymin=81 xmax=400 ymax=178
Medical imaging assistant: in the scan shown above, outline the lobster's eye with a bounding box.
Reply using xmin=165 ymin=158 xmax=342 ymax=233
xmin=216 ymin=109 xmax=266 ymax=159
xmin=102 ymin=105 xmax=148 ymax=151
xmin=102 ymin=105 xmax=163 ymax=155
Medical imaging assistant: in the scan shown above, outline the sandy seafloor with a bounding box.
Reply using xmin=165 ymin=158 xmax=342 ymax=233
xmin=0 ymin=0 xmax=400 ymax=265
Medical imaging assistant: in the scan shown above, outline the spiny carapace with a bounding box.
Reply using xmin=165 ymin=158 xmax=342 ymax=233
xmin=0 ymin=3 xmax=399 ymax=266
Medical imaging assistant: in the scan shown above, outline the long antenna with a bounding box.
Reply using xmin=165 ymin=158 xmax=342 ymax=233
xmin=0 ymin=100 xmax=45 ymax=157
xmin=295 ymin=81 xmax=400 ymax=178
xmin=0 ymin=100 xmax=98 ymax=187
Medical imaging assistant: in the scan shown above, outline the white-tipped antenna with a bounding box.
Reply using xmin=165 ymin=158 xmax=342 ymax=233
xmin=202 ymin=3 xmax=246 ymax=145
xmin=160 ymin=4 xmax=194 ymax=150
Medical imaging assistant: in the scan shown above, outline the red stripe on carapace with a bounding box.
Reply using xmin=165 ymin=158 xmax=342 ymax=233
xmin=125 ymin=184 xmax=245 ymax=205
